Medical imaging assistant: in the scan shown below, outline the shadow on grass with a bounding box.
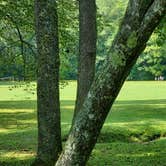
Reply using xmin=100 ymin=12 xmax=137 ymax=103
xmin=98 ymin=127 xmax=166 ymax=143
xmin=0 ymin=99 xmax=165 ymax=108
xmin=0 ymin=110 xmax=37 ymax=129
xmin=108 ymin=99 xmax=166 ymax=123
xmin=0 ymin=158 xmax=34 ymax=166
xmin=0 ymin=128 xmax=37 ymax=150
xmin=0 ymin=100 xmax=37 ymax=109
xmin=88 ymin=138 xmax=166 ymax=166
xmin=0 ymin=100 xmax=75 ymax=109
xmin=0 ymin=99 xmax=166 ymax=165
xmin=115 ymin=99 xmax=166 ymax=105
xmin=0 ymin=129 xmax=36 ymax=165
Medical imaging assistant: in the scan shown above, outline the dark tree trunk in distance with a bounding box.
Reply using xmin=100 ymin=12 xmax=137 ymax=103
xmin=73 ymin=0 xmax=97 ymax=123
xmin=33 ymin=0 xmax=62 ymax=165
xmin=56 ymin=0 xmax=165 ymax=165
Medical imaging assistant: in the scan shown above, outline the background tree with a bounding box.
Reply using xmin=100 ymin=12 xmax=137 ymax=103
xmin=73 ymin=0 xmax=97 ymax=122
xmin=128 ymin=18 xmax=166 ymax=80
xmin=57 ymin=0 xmax=79 ymax=80
xmin=0 ymin=0 xmax=35 ymax=80
xmin=96 ymin=0 xmax=166 ymax=81
xmin=0 ymin=0 xmax=78 ymax=81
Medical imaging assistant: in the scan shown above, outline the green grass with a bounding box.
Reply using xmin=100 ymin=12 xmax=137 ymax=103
xmin=0 ymin=81 xmax=166 ymax=166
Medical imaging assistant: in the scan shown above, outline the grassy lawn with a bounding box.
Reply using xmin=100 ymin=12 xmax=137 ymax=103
xmin=0 ymin=81 xmax=166 ymax=166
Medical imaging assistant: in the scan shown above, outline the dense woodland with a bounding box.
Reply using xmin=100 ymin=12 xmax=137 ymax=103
xmin=0 ymin=0 xmax=165 ymax=81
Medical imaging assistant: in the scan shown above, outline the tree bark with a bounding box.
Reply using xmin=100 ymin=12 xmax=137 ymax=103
xmin=55 ymin=0 xmax=165 ymax=165
xmin=34 ymin=0 xmax=62 ymax=165
xmin=73 ymin=0 xmax=97 ymax=123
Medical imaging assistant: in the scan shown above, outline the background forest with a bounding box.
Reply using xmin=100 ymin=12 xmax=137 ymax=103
xmin=0 ymin=0 xmax=165 ymax=81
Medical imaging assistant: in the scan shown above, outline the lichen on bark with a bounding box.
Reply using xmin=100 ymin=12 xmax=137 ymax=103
xmin=127 ymin=31 xmax=137 ymax=48
xmin=110 ymin=49 xmax=126 ymax=69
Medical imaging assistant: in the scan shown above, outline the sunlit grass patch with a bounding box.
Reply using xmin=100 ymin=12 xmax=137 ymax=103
xmin=0 ymin=150 xmax=35 ymax=166
xmin=0 ymin=129 xmax=11 ymax=134
xmin=0 ymin=150 xmax=35 ymax=160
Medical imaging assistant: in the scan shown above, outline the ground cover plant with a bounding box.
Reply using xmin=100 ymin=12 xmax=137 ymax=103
xmin=0 ymin=81 xmax=166 ymax=166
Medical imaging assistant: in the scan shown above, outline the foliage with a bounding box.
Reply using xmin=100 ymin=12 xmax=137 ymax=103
xmin=0 ymin=0 xmax=35 ymax=80
xmin=96 ymin=0 xmax=166 ymax=80
xmin=0 ymin=0 xmax=78 ymax=80
xmin=0 ymin=0 xmax=165 ymax=80
xmin=140 ymin=18 xmax=166 ymax=78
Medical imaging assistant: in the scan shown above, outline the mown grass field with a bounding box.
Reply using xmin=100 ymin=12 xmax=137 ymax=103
xmin=0 ymin=81 xmax=166 ymax=166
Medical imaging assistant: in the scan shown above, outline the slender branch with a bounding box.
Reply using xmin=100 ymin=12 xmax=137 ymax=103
xmin=5 ymin=14 xmax=32 ymax=80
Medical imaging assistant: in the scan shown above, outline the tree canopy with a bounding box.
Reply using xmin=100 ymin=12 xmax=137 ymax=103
xmin=0 ymin=0 xmax=165 ymax=81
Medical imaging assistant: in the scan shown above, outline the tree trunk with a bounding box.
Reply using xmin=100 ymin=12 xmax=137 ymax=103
xmin=55 ymin=0 xmax=165 ymax=165
xmin=34 ymin=0 xmax=62 ymax=165
xmin=73 ymin=0 xmax=97 ymax=123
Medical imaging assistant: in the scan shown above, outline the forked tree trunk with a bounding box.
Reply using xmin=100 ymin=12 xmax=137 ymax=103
xmin=56 ymin=0 xmax=165 ymax=165
xmin=73 ymin=0 xmax=97 ymax=123
xmin=34 ymin=0 xmax=62 ymax=165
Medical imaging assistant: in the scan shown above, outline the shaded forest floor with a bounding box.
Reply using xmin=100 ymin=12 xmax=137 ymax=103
xmin=0 ymin=81 xmax=166 ymax=166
